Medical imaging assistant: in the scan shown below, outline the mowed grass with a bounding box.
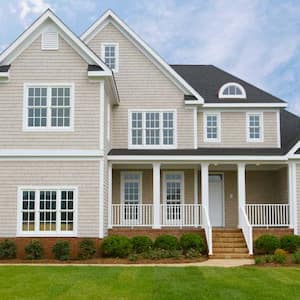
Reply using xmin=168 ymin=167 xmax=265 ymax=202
xmin=0 ymin=266 xmax=300 ymax=300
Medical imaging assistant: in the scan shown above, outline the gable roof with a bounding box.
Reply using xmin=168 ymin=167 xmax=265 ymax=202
xmin=81 ymin=9 xmax=204 ymax=102
xmin=171 ymin=65 xmax=286 ymax=105
xmin=0 ymin=9 xmax=111 ymax=75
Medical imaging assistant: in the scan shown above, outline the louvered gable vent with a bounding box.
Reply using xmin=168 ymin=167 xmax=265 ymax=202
xmin=42 ymin=29 xmax=59 ymax=50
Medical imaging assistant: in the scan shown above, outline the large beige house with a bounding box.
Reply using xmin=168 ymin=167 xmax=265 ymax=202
xmin=0 ymin=9 xmax=299 ymax=258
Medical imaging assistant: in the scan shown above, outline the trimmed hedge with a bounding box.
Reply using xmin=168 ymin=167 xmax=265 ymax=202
xmin=154 ymin=235 xmax=179 ymax=251
xmin=273 ymin=248 xmax=287 ymax=264
xmin=102 ymin=235 xmax=132 ymax=258
xmin=280 ymin=235 xmax=300 ymax=253
xmin=0 ymin=239 xmax=17 ymax=259
xmin=52 ymin=241 xmax=71 ymax=261
xmin=179 ymin=233 xmax=206 ymax=253
xmin=78 ymin=239 xmax=96 ymax=260
xmin=131 ymin=236 xmax=153 ymax=253
xmin=254 ymin=234 xmax=280 ymax=254
xmin=25 ymin=240 xmax=44 ymax=260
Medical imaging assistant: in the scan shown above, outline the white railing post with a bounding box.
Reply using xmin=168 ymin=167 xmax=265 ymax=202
xmin=194 ymin=167 xmax=199 ymax=227
xmin=238 ymin=163 xmax=246 ymax=227
xmin=108 ymin=162 xmax=112 ymax=229
xmin=240 ymin=206 xmax=253 ymax=255
xmin=288 ymin=162 xmax=297 ymax=232
xmin=153 ymin=162 xmax=161 ymax=229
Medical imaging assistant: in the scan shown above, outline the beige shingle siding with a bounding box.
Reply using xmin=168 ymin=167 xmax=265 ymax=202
xmin=0 ymin=35 xmax=101 ymax=149
xmin=87 ymin=23 xmax=194 ymax=149
xmin=198 ymin=111 xmax=278 ymax=148
xmin=0 ymin=161 xmax=100 ymax=237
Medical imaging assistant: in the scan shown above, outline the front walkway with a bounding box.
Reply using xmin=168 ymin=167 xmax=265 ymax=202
xmin=0 ymin=259 xmax=254 ymax=267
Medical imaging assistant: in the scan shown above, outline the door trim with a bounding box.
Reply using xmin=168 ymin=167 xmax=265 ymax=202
xmin=209 ymin=172 xmax=225 ymax=227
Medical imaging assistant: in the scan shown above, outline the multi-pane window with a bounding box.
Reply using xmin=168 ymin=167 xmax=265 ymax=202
xmin=248 ymin=113 xmax=262 ymax=141
xmin=102 ymin=43 xmax=118 ymax=71
xmin=205 ymin=113 xmax=220 ymax=141
xmin=20 ymin=188 xmax=76 ymax=235
xmin=26 ymin=85 xmax=72 ymax=130
xmin=130 ymin=111 xmax=176 ymax=148
xmin=122 ymin=172 xmax=141 ymax=221
xmin=219 ymin=82 xmax=246 ymax=98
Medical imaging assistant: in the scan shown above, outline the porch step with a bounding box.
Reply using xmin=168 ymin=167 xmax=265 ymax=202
xmin=211 ymin=228 xmax=251 ymax=259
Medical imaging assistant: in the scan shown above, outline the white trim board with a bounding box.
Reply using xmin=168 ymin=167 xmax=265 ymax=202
xmin=81 ymin=10 xmax=204 ymax=102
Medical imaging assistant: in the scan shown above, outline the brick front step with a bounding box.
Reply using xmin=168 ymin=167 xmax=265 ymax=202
xmin=213 ymin=242 xmax=247 ymax=248
xmin=213 ymin=247 xmax=249 ymax=254
xmin=210 ymin=253 xmax=252 ymax=259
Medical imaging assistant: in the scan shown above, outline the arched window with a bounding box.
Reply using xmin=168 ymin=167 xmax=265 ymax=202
xmin=218 ymin=82 xmax=246 ymax=99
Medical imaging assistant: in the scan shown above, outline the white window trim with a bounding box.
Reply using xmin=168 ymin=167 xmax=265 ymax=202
xmin=128 ymin=109 xmax=177 ymax=149
xmin=246 ymin=112 xmax=264 ymax=142
xmin=203 ymin=112 xmax=221 ymax=143
xmin=17 ymin=186 xmax=78 ymax=237
xmin=120 ymin=171 xmax=143 ymax=205
xmin=163 ymin=171 xmax=184 ymax=205
xmin=218 ymin=82 xmax=246 ymax=99
xmin=101 ymin=42 xmax=119 ymax=72
xmin=23 ymin=83 xmax=75 ymax=132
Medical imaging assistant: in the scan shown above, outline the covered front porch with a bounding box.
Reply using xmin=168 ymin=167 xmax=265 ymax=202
xmin=107 ymin=161 xmax=295 ymax=255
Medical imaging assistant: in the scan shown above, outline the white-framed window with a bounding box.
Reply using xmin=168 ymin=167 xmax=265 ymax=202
xmin=218 ymin=82 xmax=246 ymax=99
xmin=121 ymin=172 xmax=142 ymax=221
xmin=247 ymin=112 xmax=263 ymax=142
xmin=129 ymin=110 xmax=177 ymax=149
xmin=101 ymin=43 xmax=119 ymax=72
xmin=24 ymin=84 xmax=74 ymax=131
xmin=204 ymin=112 xmax=221 ymax=142
xmin=17 ymin=187 xmax=77 ymax=236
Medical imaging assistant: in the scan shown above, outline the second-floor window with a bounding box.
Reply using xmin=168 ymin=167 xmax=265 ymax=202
xmin=101 ymin=43 xmax=119 ymax=72
xmin=130 ymin=110 xmax=176 ymax=148
xmin=247 ymin=113 xmax=263 ymax=142
xmin=24 ymin=84 xmax=73 ymax=131
xmin=204 ymin=113 xmax=220 ymax=142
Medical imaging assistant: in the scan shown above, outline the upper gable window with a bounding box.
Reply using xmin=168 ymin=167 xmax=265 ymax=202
xmin=101 ymin=43 xmax=119 ymax=72
xmin=24 ymin=84 xmax=73 ymax=131
xmin=218 ymin=82 xmax=246 ymax=99
xmin=41 ymin=27 xmax=59 ymax=50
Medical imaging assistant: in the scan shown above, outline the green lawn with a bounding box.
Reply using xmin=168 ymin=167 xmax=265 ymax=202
xmin=0 ymin=266 xmax=300 ymax=299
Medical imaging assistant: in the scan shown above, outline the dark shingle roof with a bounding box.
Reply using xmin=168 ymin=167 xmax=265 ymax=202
xmin=88 ymin=65 xmax=103 ymax=71
xmin=0 ymin=65 xmax=10 ymax=72
xmin=171 ymin=65 xmax=285 ymax=103
xmin=109 ymin=110 xmax=300 ymax=156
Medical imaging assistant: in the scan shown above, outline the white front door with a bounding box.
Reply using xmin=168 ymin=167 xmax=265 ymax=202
xmin=209 ymin=174 xmax=224 ymax=227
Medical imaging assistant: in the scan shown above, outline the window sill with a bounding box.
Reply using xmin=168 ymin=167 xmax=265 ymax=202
xmin=128 ymin=145 xmax=177 ymax=150
xmin=16 ymin=232 xmax=77 ymax=237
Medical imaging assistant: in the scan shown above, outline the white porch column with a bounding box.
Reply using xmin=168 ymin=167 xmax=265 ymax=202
xmin=194 ymin=167 xmax=199 ymax=227
xmin=153 ymin=162 xmax=161 ymax=229
xmin=201 ymin=163 xmax=209 ymax=212
xmin=108 ymin=161 xmax=112 ymax=229
xmin=288 ymin=162 xmax=297 ymax=232
xmin=238 ymin=163 xmax=246 ymax=227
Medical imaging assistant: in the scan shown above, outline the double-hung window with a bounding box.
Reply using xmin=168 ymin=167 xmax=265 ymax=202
xmin=101 ymin=43 xmax=119 ymax=72
xmin=25 ymin=84 xmax=73 ymax=130
xmin=204 ymin=113 xmax=220 ymax=142
xmin=247 ymin=113 xmax=263 ymax=142
xmin=18 ymin=187 xmax=77 ymax=236
xmin=130 ymin=110 xmax=176 ymax=148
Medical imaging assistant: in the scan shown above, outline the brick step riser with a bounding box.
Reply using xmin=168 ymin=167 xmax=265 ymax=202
xmin=210 ymin=254 xmax=251 ymax=259
xmin=213 ymin=243 xmax=247 ymax=248
xmin=213 ymin=248 xmax=249 ymax=254
xmin=213 ymin=234 xmax=244 ymax=238
xmin=213 ymin=238 xmax=245 ymax=243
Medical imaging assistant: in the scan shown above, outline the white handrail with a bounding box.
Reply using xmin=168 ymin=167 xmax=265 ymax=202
xmin=240 ymin=206 xmax=253 ymax=255
xmin=202 ymin=206 xmax=213 ymax=255
xmin=246 ymin=204 xmax=290 ymax=227
xmin=160 ymin=204 xmax=202 ymax=227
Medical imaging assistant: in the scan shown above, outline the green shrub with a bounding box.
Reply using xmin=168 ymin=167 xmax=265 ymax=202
xmin=128 ymin=254 xmax=138 ymax=262
xmin=52 ymin=241 xmax=70 ymax=261
xmin=254 ymin=235 xmax=280 ymax=254
xmin=131 ymin=236 xmax=153 ymax=253
xmin=254 ymin=257 xmax=264 ymax=265
xmin=273 ymin=249 xmax=287 ymax=264
xmin=25 ymin=240 xmax=44 ymax=260
xmin=280 ymin=235 xmax=300 ymax=253
xmin=102 ymin=235 xmax=132 ymax=258
xmin=154 ymin=235 xmax=179 ymax=251
xmin=293 ymin=251 xmax=300 ymax=264
xmin=142 ymin=248 xmax=182 ymax=260
xmin=264 ymin=254 xmax=273 ymax=263
xmin=0 ymin=239 xmax=17 ymax=259
xmin=78 ymin=239 xmax=96 ymax=260
xmin=179 ymin=233 xmax=206 ymax=254
xmin=185 ymin=248 xmax=201 ymax=259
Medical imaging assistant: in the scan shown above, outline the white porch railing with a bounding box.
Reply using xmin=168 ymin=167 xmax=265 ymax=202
xmin=202 ymin=206 xmax=212 ymax=255
xmin=160 ymin=204 xmax=202 ymax=227
xmin=240 ymin=206 xmax=253 ymax=255
xmin=246 ymin=204 xmax=290 ymax=227
xmin=111 ymin=204 xmax=153 ymax=227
